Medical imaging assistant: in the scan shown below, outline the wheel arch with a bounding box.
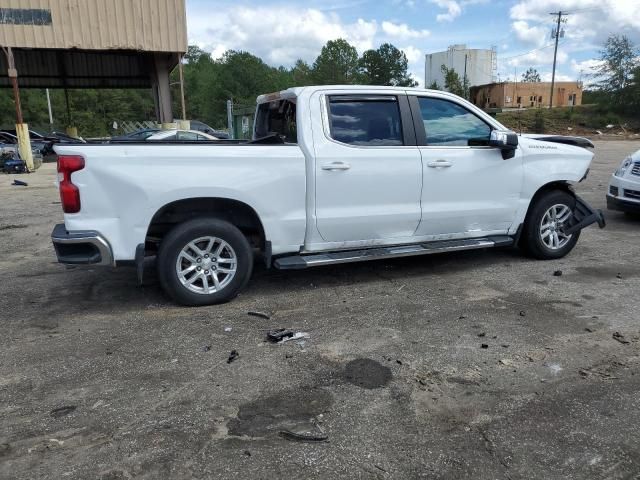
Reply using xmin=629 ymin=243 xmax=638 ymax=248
xmin=145 ymin=197 xmax=267 ymax=253
xmin=518 ymin=181 xmax=574 ymax=245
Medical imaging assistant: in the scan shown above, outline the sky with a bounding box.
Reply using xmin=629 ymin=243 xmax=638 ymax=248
xmin=186 ymin=0 xmax=640 ymax=87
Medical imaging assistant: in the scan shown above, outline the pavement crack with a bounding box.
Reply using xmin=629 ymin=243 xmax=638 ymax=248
xmin=477 ymin=426 xmax=513 ymax=480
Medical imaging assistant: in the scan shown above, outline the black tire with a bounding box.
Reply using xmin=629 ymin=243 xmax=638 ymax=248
xmin=521 ymin=190 xmax=581 ymax=260
xmin=157 ymin=218 xmax=253 ymax=306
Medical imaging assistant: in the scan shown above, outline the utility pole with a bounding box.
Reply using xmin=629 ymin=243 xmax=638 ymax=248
xmin=1 ymin=46 xmax=34 ymax=171
xmin=549 ymin=11 xmax=567 ymax=109
xmin=46 ymin=88 xmax=54 ymax=131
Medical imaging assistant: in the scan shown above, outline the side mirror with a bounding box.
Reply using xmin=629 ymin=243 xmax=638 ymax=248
xmin=489 ymin=130 xmax=518 ymax=159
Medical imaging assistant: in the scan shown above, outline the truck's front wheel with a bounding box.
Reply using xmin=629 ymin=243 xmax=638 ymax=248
xmin=521 ymin=190 xmax=581 ymax=260
xmin=157 ymin=218 xmax=253 ymax=306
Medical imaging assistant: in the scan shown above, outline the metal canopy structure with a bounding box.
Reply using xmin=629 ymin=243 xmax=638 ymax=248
xmin=0 ymin=0 xmax=187 ymax=123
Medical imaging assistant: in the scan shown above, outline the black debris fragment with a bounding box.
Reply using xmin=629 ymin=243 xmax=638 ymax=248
xmin=616 ymin=273 xmax=622 ymax=279
xmin=612 ymin=332 xmax=630 ymax=344
xmin=396 ymin=359 xmax=403 ymax=365
xmin=267 ymin=329 xmax=294 ymax=343
xmin=248 ymin=311 xmax=270 ymax=320
xmin=459 ymin=315 xmax=467 ymax=320
xmin=477 ymin=332 xmax=486 ymax=337
xmin=202 ymin=345 xmax=212 ymax=352
xmin=12 ymin=180 xmax=28 ymax=186
xmin=279 ymin=429 xmax=328 ymax=442
xmin=227 ymin=350 xmax=239 ymax=363
xmin=585 ymin=327 xmax=594 ymax=333
xmin=519 ymin=311 xmax=526 ymax=317
xmin=553 ymin=270 xmax=563 ymax=277
xmin=243 ymin=450 xmax=251 ymax=457
xmin=50 ymin=405 xmax=77 ymax=418
xmin=481 ymin=344 xmax=489 ymax=349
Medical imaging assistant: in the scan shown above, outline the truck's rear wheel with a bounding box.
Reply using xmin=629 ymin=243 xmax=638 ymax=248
xmin=521 ymin=190 xmax=581 ymax=260
xmin=157 ymin=218 xmax=253 ymax=306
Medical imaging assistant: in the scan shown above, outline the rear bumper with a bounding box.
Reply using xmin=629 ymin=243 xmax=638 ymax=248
xmin=607 ymin=194 xmax=640 ymax=214
xmin=51 ymin=223 xmax=115 ymax=266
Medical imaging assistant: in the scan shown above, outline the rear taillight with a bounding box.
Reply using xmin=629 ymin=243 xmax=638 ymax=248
xmin=57 ymin=155 xmax=85 ymax=213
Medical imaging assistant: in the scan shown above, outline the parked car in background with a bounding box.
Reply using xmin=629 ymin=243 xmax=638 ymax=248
xmin=0 ymin=131 xmax=44 ymax=156
xmin=1 ymin=129 xmax=52 ymax=155
xmin=111 ymin=128 xmax=160 ymax=141
xmin=607 ymin=148 xmax=640 ymax=216
xmin=52 ymin=85 xmax=605 ymax=306
xmin=1 ymin=151 xmax=27 ymax=173
xmin=145 ymin=130 xmax=218 ymax=141
xmin=186 ymin=120 xmax=230 ymax=139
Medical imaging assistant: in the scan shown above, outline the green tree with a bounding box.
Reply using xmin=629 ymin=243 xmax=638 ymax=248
xmin=427 ymin=81 xmax=441 ymax=90
xmin=359 ymin=43 xmax=417 ymax=86
xmin=595 ymin=35 xmax=638 ymax=94
xmin=291 ymin=59 xmax=313 ymax=86
xmin=312 ymin=39 xmax=359 ymax=84
xmin=521 ymin=67 xmax=541 ymax=82
xmin=441 ymin=65 xmax=467 ymax=98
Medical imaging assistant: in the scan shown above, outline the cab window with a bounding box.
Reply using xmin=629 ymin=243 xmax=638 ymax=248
xmin=328 ymin=96 xmax=403 ymax=146
xmin=418 ymin=97 xmax=490 ymax=146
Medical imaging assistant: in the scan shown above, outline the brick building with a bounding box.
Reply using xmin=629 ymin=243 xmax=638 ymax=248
xmin=470 ymin=81 xmax=583 ymax=109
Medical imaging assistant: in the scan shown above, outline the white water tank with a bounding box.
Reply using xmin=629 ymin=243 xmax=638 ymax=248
xmin=425 ymin=44 xmax=495 ymax=90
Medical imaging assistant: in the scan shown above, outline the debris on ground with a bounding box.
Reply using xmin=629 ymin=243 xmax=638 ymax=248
xmin=616 ymin=273 xmax=622 ymax=279
xmin=278 ymin=424 xmax=328 ymax=442
xmin=50 ymin=405 xmax=77 ymax=418
xmin=11 ymin=180 xmax=28 ymax=186
xmin=278 ymin=332 xmax=310 ymax=344
xmin=585 ymin=327 xmax=594 ymax=333
xmin=477 ymin=332 xmax=486 ymax=337
xmin=519 ymin=311 xmax=526 ymax=317
xmin=202 ymin=345 xmax=211 ymax=352
xmin=480 ymin=344 xmax=489 ymax=349
xmin=553 ymin=270 xmax=563 ymax=277
xmin=267 ymin=329 xmax=294 ymax=343
xmin=227 ymin=350 xmax=239 ymax=363
xmin=248 ymin=311 xmax=270 ymax=320
xmin=612 ymin=332 xmax=630 ymax=344
xmin=224 ymin=327 xmax=232 ymax=332
xmin=499 ymin=359 xmax=515 ymax=367
xmin=243 ymin=450 xmax=251 ymax=456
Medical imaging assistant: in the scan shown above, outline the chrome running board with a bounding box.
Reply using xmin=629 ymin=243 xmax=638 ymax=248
xmin=274 ymin=236 xmax=514 ymax=270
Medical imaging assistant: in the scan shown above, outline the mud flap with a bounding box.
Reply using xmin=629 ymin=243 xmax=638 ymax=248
xmin=563 ymin=194 xmax=606 ymax=236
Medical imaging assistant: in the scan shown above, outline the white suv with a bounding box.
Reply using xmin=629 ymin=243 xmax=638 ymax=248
xmin=607 ymin=148 xmax=640 ymax=215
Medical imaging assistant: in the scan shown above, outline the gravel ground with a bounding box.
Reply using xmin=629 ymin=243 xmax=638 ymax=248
xmin=1 ymin=141 xmax=639 ymax=480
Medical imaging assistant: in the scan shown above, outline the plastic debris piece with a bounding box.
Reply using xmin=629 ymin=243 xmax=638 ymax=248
xmin=248 ymin=311 xmax=270 ymax=320
xmin=553 ymin=270 xmax=563 ymax=277
xmin=224 ymin=327 xmax=232 ymax=332
xmin=480 ymin=344 xmax=489 ymax=349
xmin=50 ymin=405 xmax=76 ymax=418
xmin=612 ymin=332 xmax=629 ymax=344
xmin=12 ymin=179 xmax=27 ymax=186
xmin=227 ymin=350 xmax=239 ymax=363
xmin=278 ymin=332 xmax=310 ymax=344
xmin=267 ymin=329 xmax=294 ymax=343
xmin=279 ymin=426 xmax=328 ymax=442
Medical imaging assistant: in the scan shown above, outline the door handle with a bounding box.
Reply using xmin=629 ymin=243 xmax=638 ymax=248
xmin=427 ymin=159 xmax=452 ymax=168
xmin=322 ymin=162 xmax=351 ymax=171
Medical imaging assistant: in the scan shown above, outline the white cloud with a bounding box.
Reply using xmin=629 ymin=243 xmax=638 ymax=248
xmin=381 ymin=21 xmax=429 ymax=39
xmin=510 ymin=0 xmax=640 ymax=50
xmin=430 ymin=0 xmax=462 ymax=22
xmin=188 ymin=6 xmax=379 ymax=66
xmin=402 ymin=46 xmax=423 ymax=64
xmin=511 ymin=21 xmax=547 ymax=47
xmin=506 ymin=49 xmax=568 ymax=68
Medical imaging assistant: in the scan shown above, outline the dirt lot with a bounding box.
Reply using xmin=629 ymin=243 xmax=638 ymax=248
xmin=1 ymin=141 xmax=639 ymax=480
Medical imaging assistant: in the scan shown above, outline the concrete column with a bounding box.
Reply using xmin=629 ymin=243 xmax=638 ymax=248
xmin=152 ymin=53 xmax=175 ymax=128
xmin=15 ymin=123 xmax=34 ymax=171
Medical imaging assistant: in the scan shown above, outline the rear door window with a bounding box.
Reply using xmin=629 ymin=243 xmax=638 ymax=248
xmin=328 ymin=96 xmax=404 ymax=146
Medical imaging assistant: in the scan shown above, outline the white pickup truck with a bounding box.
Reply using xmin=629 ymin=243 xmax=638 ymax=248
xmin=52 ymin=86 xmax=605 ymax=305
